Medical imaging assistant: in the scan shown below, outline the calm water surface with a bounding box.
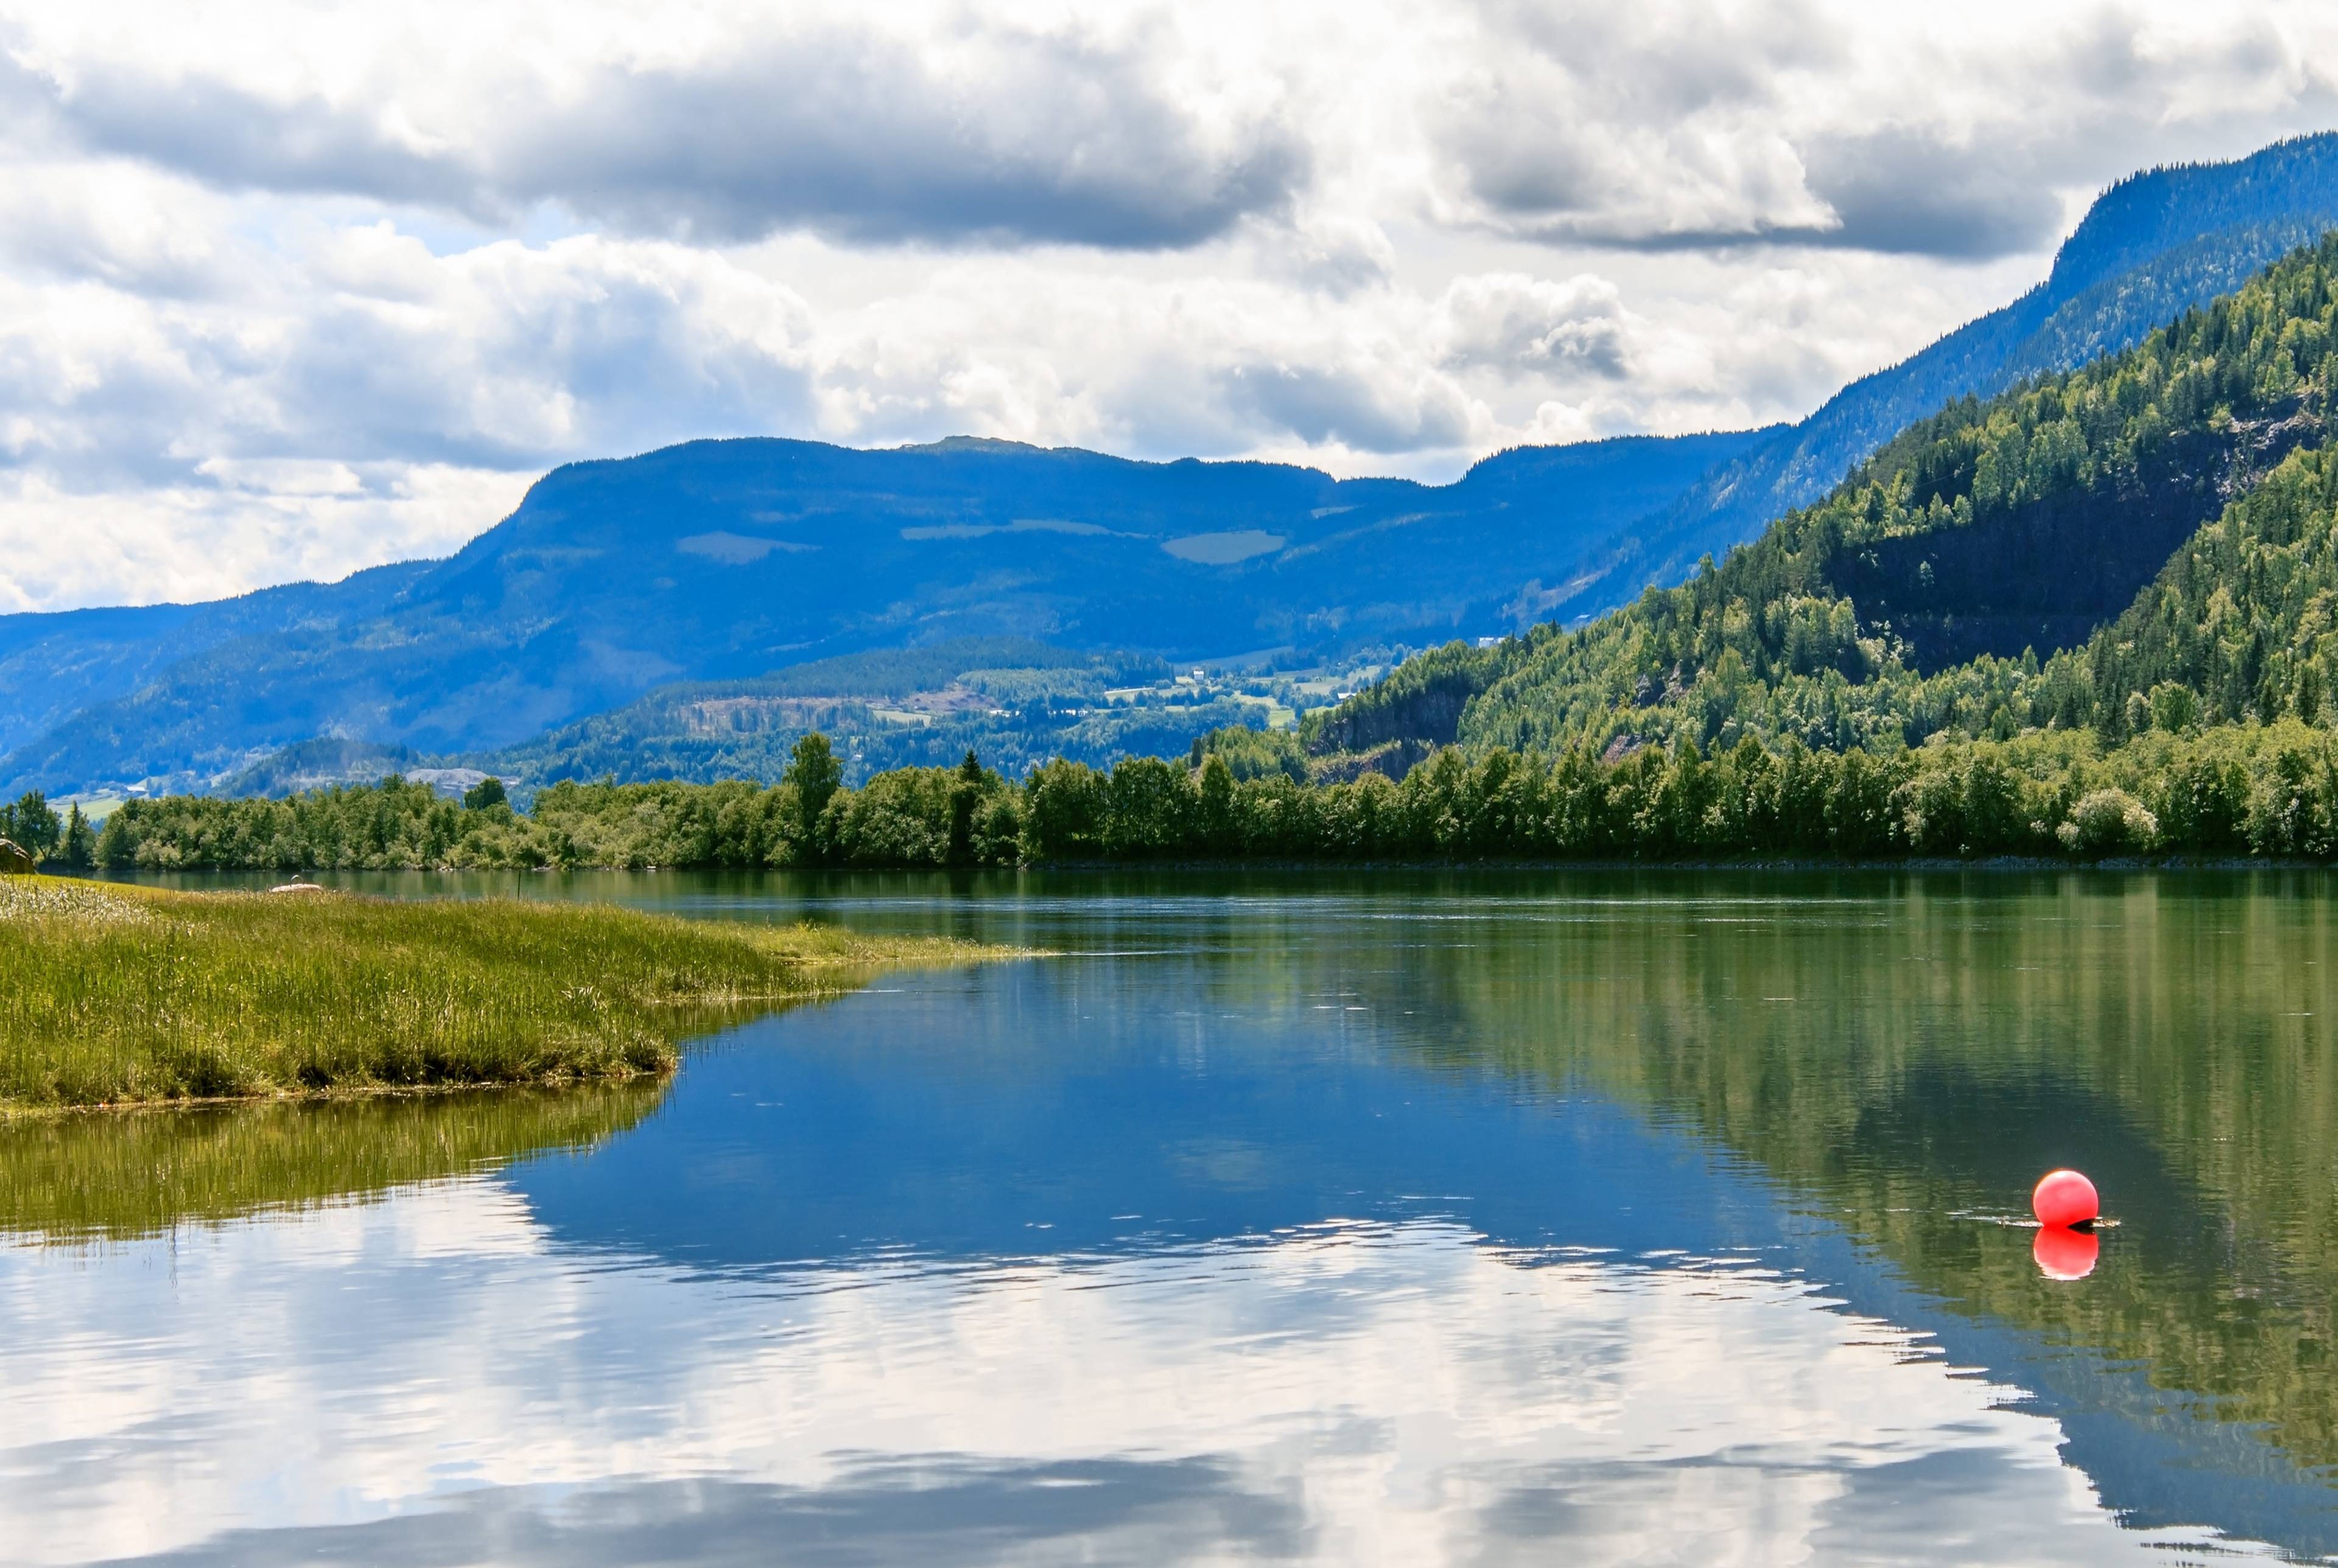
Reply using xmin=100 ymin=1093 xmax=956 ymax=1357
xmin=8 ymin=870 xmax=2338 ymax=1564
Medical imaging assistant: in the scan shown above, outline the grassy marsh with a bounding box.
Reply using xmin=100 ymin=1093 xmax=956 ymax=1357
xmin=0 ymin=877 xmax=1006 ymax=1109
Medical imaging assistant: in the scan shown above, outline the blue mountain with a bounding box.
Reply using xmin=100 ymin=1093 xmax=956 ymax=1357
xmin=0 ymin=430 xmax=1761 ymax=794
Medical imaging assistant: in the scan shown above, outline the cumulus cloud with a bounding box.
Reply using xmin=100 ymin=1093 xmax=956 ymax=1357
xmin=1433 ymin=0 xmax=2338 ymax=255
xmin=0 ymin=0 xmax=2335 ymax=611
xmin=0 ymin=211 xmax=819 ymax=483
xmin=21 ymin=16 xmax=1307 ymax=251
xmin=1434 ymin=273 xmax=1632 ymax=377
xmin=0 ymin=463 xmax=532 ymax=615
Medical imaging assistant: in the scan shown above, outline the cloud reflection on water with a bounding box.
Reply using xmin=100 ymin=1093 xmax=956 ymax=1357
xmin=0 ymin=1183 xmax=2269 ymax=1567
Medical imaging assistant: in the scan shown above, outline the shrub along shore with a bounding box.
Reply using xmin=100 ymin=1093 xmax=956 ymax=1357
xmin=68 ymin=719 xmax=2338 ymax=871
xmin=0 ymin=876 xmax=1004 ymax=1110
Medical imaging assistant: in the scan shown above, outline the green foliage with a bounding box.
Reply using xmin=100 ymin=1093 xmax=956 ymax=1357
xmin=96 ymin=777 xmax=550 ymax=873
xmin=824 ymin=761 xmax=1014 ymax=867
xmin=56 ymin=805 xmax=93 ymax=872
xmin=1020 ymin=758 xmax=1108 ymax=861
xmin=528 ymin=778 xmax=794 ymax=870
xmin=782 ymin=733 xmax=843 ymax=847
xmin=2058 ymin=788 xmax=2160 ymax=856
xmin=1301 ymin=639 xmax=1518 ymax=754
xmin=1191 ymin=725 xmax=1310 ymax=783
xmin=87 ymin=720 xmax=2338 ymax=869
xmin=1 ymin=791 xmax=60 ymax=859
xmin=463 ymin=776 xmax=508 ymax=811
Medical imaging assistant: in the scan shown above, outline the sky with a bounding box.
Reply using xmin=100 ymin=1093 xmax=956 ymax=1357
xmin=1 ymin=0 xmax=2335 ymax=615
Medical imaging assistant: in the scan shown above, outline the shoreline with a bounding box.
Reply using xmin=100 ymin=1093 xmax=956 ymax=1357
xmin=0 ymin=1066 xmax=681 ymax=1121
xmin=61 ymin=853 xmax=2338 ymax=880
xmin=0 ymin=877 xmax=1025 ymax=1113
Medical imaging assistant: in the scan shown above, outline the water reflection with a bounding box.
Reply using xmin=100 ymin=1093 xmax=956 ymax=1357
xmin=0 ymin=1082 xmax=664 ymax=1241
xmin=0 ymin=1199 xmax=2250 ymax=1567
xmin=2037 ymin=1226 xmax=2101 ymax=1280
xmin=13 ymin=870 xmax=2338 ymax=1563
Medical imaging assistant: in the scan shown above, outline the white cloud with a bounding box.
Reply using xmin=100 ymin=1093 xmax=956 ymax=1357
xmin=1431 ymin=1 xmax=2338 ymax=252
xmin=24 ymin=16 xmax=1309 ymax=251
xmin=1434 ymin=273 xmax=1633 ymax=377
xmin=0 ymin=463 xmax=532 ymax=615
xmin=0 ymin=0 xmax=2333 ymax=611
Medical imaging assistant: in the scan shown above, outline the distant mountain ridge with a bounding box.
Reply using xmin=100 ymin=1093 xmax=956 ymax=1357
xmin=0 ymin=562 xmax=427 ymax=761
xmin=0 ymin=429 xmax=1761 ymax=795
xmin=1562 ymin=133 xmax=2338 ymax=618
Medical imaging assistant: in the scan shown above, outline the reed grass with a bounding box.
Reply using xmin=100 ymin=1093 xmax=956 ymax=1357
xmin=0 ymin=877 xmax=1004 ymax=1109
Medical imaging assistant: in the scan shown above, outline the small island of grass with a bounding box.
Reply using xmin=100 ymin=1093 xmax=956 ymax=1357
xmin=0 ymin=877 xmax=1011 ymax=1110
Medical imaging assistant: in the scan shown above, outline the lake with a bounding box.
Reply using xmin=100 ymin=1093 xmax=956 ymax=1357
xmin=6 ymin=869 xmax=2337 ymax=1564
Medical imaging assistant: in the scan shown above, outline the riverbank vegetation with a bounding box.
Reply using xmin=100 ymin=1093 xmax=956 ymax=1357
xmin=74 ymin=716 xmax=2338 ymax=869
xmin=0 ymin=877 xmax=1000 ymax=1109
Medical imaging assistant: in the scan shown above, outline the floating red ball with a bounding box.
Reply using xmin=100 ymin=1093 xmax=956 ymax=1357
xmin=2032 ymin=1168 xmax=2099 ymax=1229
xmin=2033 ymin=1223 xmax=2099 ymax=1280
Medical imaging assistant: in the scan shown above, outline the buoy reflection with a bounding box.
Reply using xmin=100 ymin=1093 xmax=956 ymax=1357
xmin=2034 ymin=1224 xmax=2099 ymax=1281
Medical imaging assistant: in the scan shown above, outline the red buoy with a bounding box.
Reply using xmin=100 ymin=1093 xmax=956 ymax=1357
xmin=2033 ymin=1223 xmax=2099 ymax=1280
xmin=2032 ymin=1168 xmax=2099 ymax=1229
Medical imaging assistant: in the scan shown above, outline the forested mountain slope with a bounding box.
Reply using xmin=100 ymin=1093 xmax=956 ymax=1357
xmin=0 ymin=429 xmax=1760 ymax=797
xmin=1561 ymin=133 xmax=2338 ymax=620
xmin=1308 ymin=233 xmax=2338 ymax=765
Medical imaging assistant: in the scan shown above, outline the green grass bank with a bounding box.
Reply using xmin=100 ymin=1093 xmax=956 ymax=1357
xmin=0 ymin=877 xmax=1005 ymax=1110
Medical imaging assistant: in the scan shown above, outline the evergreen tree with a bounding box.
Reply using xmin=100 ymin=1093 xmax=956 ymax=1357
xmin=57 ymin=806 xmax=96 ymax=872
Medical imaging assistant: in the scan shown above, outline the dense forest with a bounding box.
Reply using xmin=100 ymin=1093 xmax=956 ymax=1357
xmin=1294 ymin=232 xmax=2338 ymax=775
xmin=72 ymin=719 xmax=2338 ymax=870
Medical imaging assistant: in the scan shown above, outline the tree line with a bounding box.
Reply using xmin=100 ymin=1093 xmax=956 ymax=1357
xmin=0 ymin=791 xmax=97 ymax=870
xmin=78 ymin=720 xmax=2338 ymax=871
